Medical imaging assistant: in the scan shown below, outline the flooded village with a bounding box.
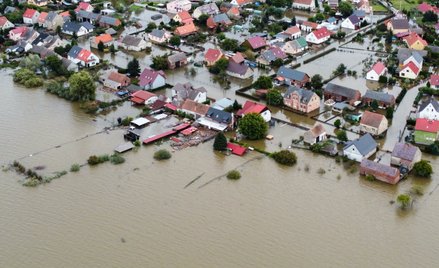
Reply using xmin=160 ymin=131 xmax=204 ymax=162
xmin=0 ymin=0 xmax=439 ymax=267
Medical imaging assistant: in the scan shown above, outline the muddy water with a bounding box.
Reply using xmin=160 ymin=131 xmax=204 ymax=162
xmin=1 ymin=70 xmax=439 ymax=268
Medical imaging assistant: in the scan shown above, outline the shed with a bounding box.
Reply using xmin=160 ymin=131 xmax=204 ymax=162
xmin=114 ymin=142 xmax=135 ymax=153
xmin=131 ymin=117 xmax=150 ymax=128
xmin=227 ymin=143 xmax=246 ymax=156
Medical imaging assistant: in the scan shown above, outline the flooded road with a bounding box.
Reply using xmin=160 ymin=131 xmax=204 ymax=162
xmin=1 ymin=70 xmax=439 ymax=268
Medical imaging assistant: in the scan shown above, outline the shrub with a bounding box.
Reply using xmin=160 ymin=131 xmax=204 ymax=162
xmin=154 ymin=149 xmax=172 ymax=160
xmin=213 ymin=132 xmax=228 ymax=151
xmin=133 ymin=140 xmax=141 ymax=147
xmin=70 ymin=164 xmax=80 ymax=172
xmin=87 ymin=154 xmax=109 ymax=165
xmin=227 ymin=170 xmax=241 ymax=180
xmin=110 ymin=154 xmax=125 ymax=165
xmin=271 ymin=150 xmax=297 ymax=166
xmin=365 ymin=174 xmax=376 ymax=181
xmin=397 ymin=194 xmax=411 ymax=209
xmin=410 ymin=185 xmax=424 ymax=196
xmin=413 ymin=160 xmax=433 ymax=177
xmin=317 ymin=168 xmax=326 ymax=174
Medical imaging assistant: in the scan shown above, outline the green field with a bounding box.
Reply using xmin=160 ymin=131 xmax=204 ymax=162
xmin=389 ymin=0 xmax=419 ymax=11
xmin=371 ymin=3 xmax=389 ymax=12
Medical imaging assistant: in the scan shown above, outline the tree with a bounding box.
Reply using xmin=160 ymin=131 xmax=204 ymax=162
xmin=209 ymin=58 xmax=229 ymax=74
xmin=46 ymin=55 xmax=67 ymax=76
xmin=220 ymin=38 xmax=239 ymax=51
xmin=56 ymin=25 xmax=61 ymax=35
xmin=127 ymin=58 xmax=140 ymax=77
xmin=254 ymin=76 xmax=273 ymax=89
xmin=422 ymin=11 xmax=438 ymax=23
xmin=238 ymin=113 xmax=268 ymax=140
xmin=197 ymin=14 xmax=209 ymax=25
xmin=333 ymin=64 xmax=346 ymax=76
xmin=151 ymin=55 xmax=169 ymax=70
xmin=233 ymin=100 xmax=242 ymax=110
xmin=169 ymin=35 xmax=181 ymax=47
xmin=291 ymin=16 xmax=296 ymax=26
xmin=310 ymin=74 xmax=323 ymax=89
xmin=397 ymin=194 xmax=411 ymax=209
xmin=271 ymin=150 xmax=297 ymax=166
xmin=336 ymin=129 xmax=347 ymax=141
xmin=19 ymin=54 xmax=41 ymax=71
xmin=109 ymin=44 xmax=116 ymax=54
xmin=385 ymin=31 xmax=393 ymax=45
xmin=68 ymin=71 xmax=96 ymax=101
xmin=370 ymin=100 xmax=379 ymax=110
xmin=413 ymin=160 xmax=433 ymax=177
xmin=334 ymin=119 xmax=341 ymax=129
xmin=153 ymin=149 xmax=172 ymax=160
xmin=386 ymin=107 xmax=394 ymax=119
xmin=213 ymin=132 xmax=227 ymax=151
xmin=227 ymin=170 xmax=241 ymax=180
xmin=339 ymin=2 xmax=353 ymax=17
xmin=378 ymin=75 xmax=388 ymax=84
xmin=97 ymin=41 xmax=105 ymax=52
xmin=145 ymin=22 xmax=157 ymax=33
xmin=266 ymin=89 xmax=283 ymax=106
xmin=314 ymin=13 xmax=325 ymax=22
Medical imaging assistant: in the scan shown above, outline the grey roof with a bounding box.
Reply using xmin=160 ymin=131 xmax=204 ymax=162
xmin=325 ymin=83 xmax=360 ymax=99
xmin=150 ymin=29 xmax=165 ymax=39
xmin=284 ymin=86 xmax=316 ymax=104
xmin=391 ymin=18 xmax=409 ymax=30
xmin=363 ymin=90 xmax=395 ymax=104
xmin=62 ymin=21 xmax=82 ymax=32
xmin=81 ymin=21 xmax=95 ymax=30
xmin=61 ymin=58 xmax=75 ymax=68
xmin=206 ymin=107 xmax=232 ymax=124
xmin=195 ymin=3 xmax=219 ymax=15
xmin=67 ymin=45 xmax=82 ymax=58
xmin=168 ymin=52 xmax=187 ymax=63
xmin=4 ymin=6 xmax=17 ymax=14
xmin=121 ymin=35 xmax=143 ymax=46
xmin=46 ymin=11 xmax=58 ymax=22
xmin=419 ymin=97 xmax=439 ymax=113
xmin=344 ymin=133 xmax=377 ymax=156
xmin=397 ymin=48 xmax=427 ymax=63
xmin=31 ymin=33 xmax=49 ymax=45
xmin=99 ymin=15 xmax=119 ymax=25
xmin=105 ymin=28 xmax=117 ymax=35
xmin=261 ymin=50 xmax=277 ymax=62
xmin=353 ymin=10 xmax=366 ymax=17
xmin=277 ymin=66 xmax=307 ymax=81
xmin=172 ymin=82 xmax=206 ymax=101
xmin=227 ymin=60 xmax=249 ymax=75
xmin=392 ymin=142 xmax=420 ymax=162
xmin=213 ymin=13 xmax=231 ymax=24
xmin=77 ymin=10 xmax=100 ymax=20
xmin=347 ymin=14 xmax=360 ymax=24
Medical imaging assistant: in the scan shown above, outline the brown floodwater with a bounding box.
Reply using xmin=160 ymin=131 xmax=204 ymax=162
xmin=0 ymin=70 xmax=438 ymax=268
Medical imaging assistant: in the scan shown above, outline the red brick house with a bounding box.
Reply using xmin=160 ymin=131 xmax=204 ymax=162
xmin=360 ymin=159 xmax=401 ymax=184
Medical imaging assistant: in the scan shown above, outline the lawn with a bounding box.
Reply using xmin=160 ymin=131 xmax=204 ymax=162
xmin=389 ymin=0 xmax=418 ymax=11
xmin=371 ymin=0 xmax=389 ymax=12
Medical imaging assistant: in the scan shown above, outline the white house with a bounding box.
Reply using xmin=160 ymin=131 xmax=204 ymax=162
xmin=343 ymin=134 xmax=377 ymax=162
xmin=305 ymin=27 xmax=331 ymax=44
xmin=67 ymin=46 xmax=100 ymax=67
xmin=118 ymin=35 xmax=151 ymax=51
xmin=399 ymin=51 xmax=423 ymax=80
xmin=366 ymin=62 xmax=387 ymax=81
xmin=418 ymin=97 xmax=439 ymax=121
xmin=292 ymin=0 xmax=315 ymax=10
xmin=192 ymin=3 xmax=219 ymax=19
xmin=166 ymin=0 xmax=192 ymax=13
xmin=139 ymin=68 xmax=167 ymax=90
xmin=341 ymin=15 xmax=361 ymax=30
xmin=0 ymin=16 xmax=14 ymax=30
xmin=148 ymin=29 xmax=171 ymax=44
xmin=22 ymin=9 xmax=40 ymax=24
xmin=237 ymin=101 xmax=272 ymax=122
xmin=62 ymin=21 xmax=94 ymax=37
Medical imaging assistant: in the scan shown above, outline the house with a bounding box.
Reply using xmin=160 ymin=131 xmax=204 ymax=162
xmin=166 ymin=0 xmax=192 ymax=13
xmin=179 ymin=99 xmax=209 ymax=119
xmin=341 ymin=15 xmax=361 ymax=30
xmin=306 ymin=27 xmax=331 ymax=44
xmin=8 ymin=27 xmax=28 ymax=41
xmin=414 ymin=118 xmax=439 ymax=145
xmin=403 ymin=32 xmax=428 ymax=50
xmin=118 ymin=35 xmax=150 ymax=51
xmin=0 ymin=16 xmax=14 ymax=30
xmin=193 ymin=3 xmax=219 ymax=19
xmin=174 ymin=22 xmax=197 ymax=36
xmin=37 ymin=12 xmax=48 ymax=27
xmin=130 ymin=90 xmax=158 ymax=105
xmin=298 ymin=20 xmax=318 ymax=32
xmin=139 ymin=68 xmax=167 ymax=90
xmin=204 ymin=48 xmax=223 ymax=66
xmin=356 ymin=0 xmax=372 ymax=13
xmin=227 ymin=6 xmax=240 ymax=19
xmin=256 ymin=47 xmax=287 ymax=66
xmin=211 ymin=98 xmax=234 ymax=110
xmin=283 ymin=86 xmax=320 ymax=114
xmin=75 ymin=2 xmax=94 ymax=12
xmin=43 ymin=11 xmax=64 ymax=31
xmin=67 ymin=46 xmax=100 ymax=67
xmin=292 ymin=0 xmax=315 ymax=10
xmin=76 ymin=10 xmax=100 ymax=24
xmin=27 ymin=0 xmax=48 ymax=6
xmin=62 ymin=21 xmax=94 ymax=36
xmin=430 ymin=74 xmax=439 ymax=89
xmin=280 ymin=26 xmax=301 ymax=40
xmin=386 ymin=17 xmax=409 ymax=35
xmin=98 ymin=16 xmax=121 ymax=28
xmin=237 ymin=101 xmax=271 ymax=122
xmin=362 ymin=90 xmax=395 ymax=108
xmin=148 ymin=29 xmax=171 ymax=44
xmin=359 ymin=111 xmax=388 ymax=136
xmin=398 ymin=50 xmax=424 ymax=80
xmin=167 ymin=52 xmax=188 ymax=69
xmin=101 ymin=71 xmax=130 ymax=90
xmin=197 ymin=107 xmax=233 ymax=131
xmin=343 ymin=134 xmax=377 ymax=162
xmin=173 ymin=11 xmax=193 ymax=24
xmin=230 ymin=0 xmax=253 ymax=7
xmin=281 ymin=37 xmax=308 ymax=55
xmin=366 ymin=62 xmax=387 ymax=81
xmin=328 ymin=0 xmax=338 ymax=8
xmin=324 ymin=83 xmax=361 ymax=105
xmin=171 ymin=82 xmax=207 ymax=105
xmin=226 ymin=60 xmax=253 ymax=79
xmin=391 ymin=143 xmax=422 ymax=170
xmin=418 ymin=97 xmax=439 ymax=120
xmin=399 ymin=61 xmax=421 ymax=79
xmin=360 ymin=160 xmax=401 ymax=184
xmin=304 ymin=123 xmax=327 ymax=145
xmin=90 ymin=33 xmax=113 ymax=49
xmin=276 ymin=66 xmax=310 ymax=87
xmin=23 ymin=9 xmax=40 ymax=24
xmin=206 ymin=13 xmax=232 ymax=29
xmin=4 ymin=6 xmax=18 ymax=14
xmin=242 ymin=36 xmax=267 ymax=51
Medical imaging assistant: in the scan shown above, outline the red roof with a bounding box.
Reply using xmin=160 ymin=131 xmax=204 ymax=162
xmin=131 ymin=90 xmax=156 ymax=102
xmin=415 ymin=118 xmax=439 ymax=133
xmin=237 ymin=101 xmax=268 ymax=116
xmin=181 ymin=126 xmax=198 ymax=135
xmin=205 ymin=48 xmax=223 ymax=62
xmin=38 ymin=12 xmax=48 ymax=23
xmin=206 ymin=16 xmax=216 ymax=28
xmin=176 ymin=11 xmax=193 ymax=24
xmin=164 ymin=103 xmax=177 ymax=111
xmin=360 ymin=111 xmax=386 ymax=128
xmin=143 ymin=130 xmax=177 ymax=144
xmin=174 ymin=22 xmax=197 ymax=36
xmin=0 ymin=16 xmax=8 ymax=27
xmin=417 ymin=2 xmax=435 ymax=13
xmin=23 ymin=9 xmax=37 ymax=19
xmin=294 ymin=0 xmax=313 ymax=5
xmin=9 ymin=26 xmax=27 ymax=35
xmin=227 ymin=143 xmax=246 ymax=156
xmin=302 ymin=21 xmax=318 ymax=29
xmin=75 ymin=2 xmax=92 ymax=12
xmin=173 ymin=123 xmax=191 ymax=131
xmin=77 ymin=49 xmax=92 ymax=62
xmin=371 ymin=62 xmax=386 ymax=75
xmin=230 ymin=52 xmax=245 ymax=63
xmin=430 ymin=74 xmax=439 ymax=86
xmin=401 ymin=61 xmax=420 ymax=75
xmin=131 ymin=96 xmax=145 ymax=105
xmin=403 ymin=32 xmax=428 ymax=47
xmin=312 ymin=27 xmax=331 ymax=40
xmin=245 ymin=36 xmax=267 ymax=50
xmin=284 ymin=26 xmax=301 ymax=35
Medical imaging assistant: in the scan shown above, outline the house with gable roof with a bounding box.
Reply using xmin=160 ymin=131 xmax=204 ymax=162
xmin=341 ymin=14 xmax=361 ymax=30
xmin=362 ymin=90 xmax=395 ymax=108
xmin=90 ymin=33 xmax=113 ymax=49
xmin=366 ymin=61 xmax=387 ymax=81
xmin=256 ymin=47 xmax=287 ymax=66
xmin=304 ymin=123 xmax=327 ymax=145
xmin=386 ymin=17 xmax=409 ymax=35
xmin=324 ymin=83 xmax=361 ymax=105
xmin=399 ymin=50 xmax=423 ymax=79
xmin=173 ymin=11 xmax=193 ymax=24
xmin=292 ymin=0 xmax=315 ymax=10
xmin=236 ymin=101 xmax=271 ymax=122
xmin=226 ymin=53 xmax=253 ymax=79
xmin=148 ymin=29 xmax=171 ymax=44
xmin=139 ymin=68 xmax=166 ymax=90
xmin=360 ymin=160 xmax=401 ymax=184
xmin=197 ymin=107 xmax=234 ymax=131
xmin=100 ymin=71 xmax=130 ymax=90
xmin=204 ymin=48 xmax=224 ymax=66
xmin=391 ymin=142 xmax=422 ymax=170
xmin=67 ymin=45 xmax=100 ymax=67
xmin=305 ymin=27 xmax=331 ymax=44
xmin=414 ymin=118 xmax=439 ymax=145
xmin=281 ymin=37 xmax=308 ymax=55
xmin=62 ymin=21 xmax=94 ymax=36
xmin=359 ymin=111 xmax=389 ymax=136
xmin=23 ymin=9 xmax=40 ymax=24
xmin=193 ymin=3 xmax=219 ymax=19
xmin=276 ymin=66 xmax=310 ymax=87
xmin=43 ymin=11 xmax=64 ymax=31
xmin=343 ymin=133 xmax=377 ymax=162
xmin=167 ymin=0 xmax=192 ymax=13
xmin=118 ymin=35 xmax=150 ymax=51
xmin=283 ymin=86 xmax=320 ymax=114
xmin=242 ymin=36 xmax=267 ymax=51
xmin=179 ymin=99 xmax=209 ymax=119
xmin=403 ymin=32 xmax=428 ymax=50
xmin=171 ymin=82 xmax=207 ymax=105
xmin=0 ymin=16 xmax=14 ymax=30
xmin=418 ymin=97 xmax=439 ymax=121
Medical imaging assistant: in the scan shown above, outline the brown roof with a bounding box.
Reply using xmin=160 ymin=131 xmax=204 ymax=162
xmin=108 ymin=72 xmax=129 ymax=83
xmin=360 ymin=111 xmax=385 ymax=128
xmin=180 ymin=99 xmax=209 ymax=115
xmin=308 ymin=123 xmax=326 ymax=137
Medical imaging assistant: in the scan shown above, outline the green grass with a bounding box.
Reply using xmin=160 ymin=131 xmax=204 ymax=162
xmin=389 ymin=0 xmax=418 ymax=10
xmin=371 ymin=3 xmax=389 ymax=12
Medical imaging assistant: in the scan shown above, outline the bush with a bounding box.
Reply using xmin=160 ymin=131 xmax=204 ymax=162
xmin=410 ymin=185 xmax=424 ymax=196
xmin=227 ymin=170 xmax=241 ymax=180
xmin=397 ymin=194 xmax=411 ymax=209
xmin=365 ymin=174 xmax=376 ymax=181
xmin=154 ymin=149 xmax=172 ymax=160
xmin=110 ymin=153 xmax=125 ymax=165
xmin=271 ymin=150 xmax=297 ymax=166
xmin=133 ymin=140 xmax=141 ymax=147
xmin=70 ymin=164 xmax=80 ymax=172
xmin=413 ymin=160 xmax=433 ymax=177
xmin=87 ymin=154 xmax=109 ymax=165
xmin=213 ymin=132 xmax=227 ymax=151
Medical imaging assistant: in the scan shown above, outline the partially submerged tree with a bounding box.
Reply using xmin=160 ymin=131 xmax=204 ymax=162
xmin=238 ymin=113 xmax=268 ymax=140
xmin=213 ymin=132 xmax=228 ymax=151
xmin=68 ymin=71 xmax=96 ymax=101
xmin=271 ymin=150 xmax=297 ymax=166
xmin=413 ymin=160 xmax=433 ymax=178
xmin=127 ymin=58 xmax=140 ymax=77
xmin=266 ymin=89 xmax=283 ymax=106
xmin=397 ymin=194 xmax=411 ymax=209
